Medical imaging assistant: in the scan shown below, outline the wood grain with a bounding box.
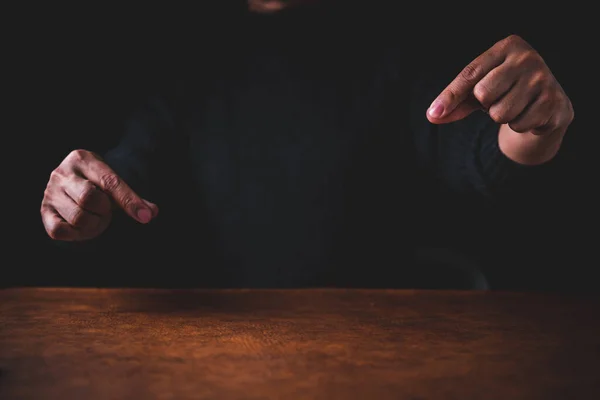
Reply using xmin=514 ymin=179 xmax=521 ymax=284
xmin=1 ymin=288 xmax=599 ymax=399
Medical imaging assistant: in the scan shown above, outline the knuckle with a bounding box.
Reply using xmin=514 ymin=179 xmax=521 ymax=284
xmin=100 ymin=173 xmax=121 ymax=192
xmin=42 ymin=187 xmax=53 ymax=203
xmin=46 ymin=222 xmax=65 ymax=240
xmin=537 ymin=91 xmax=554 ymax=106
xmin=501 ymin=34 xmax=527 ymax=51
xmin=505 ymin=34 xmax=523 ymax=45
xmin=459 ymin=63 xmax=480 ymax=84
xmin=442 ymin=87 xmax=459 ymax=104
xmin=119 ymin=194 xmax=136 ymax=212
xmin=515 ymin=49 xmax=543 ymax=68
xmin=524 ymin=49 xmax=541 ymax=63
xmin=567 ymin=101 xmax=575 ymax=124
xmin=566 ymin=113 xmax=574 ymax=128
xmin=47 ymin=226 xmax=60 ymax=240
xmin=77 ymin=182 xmax=97 ymax=207
xmin=69 ymin=206 xmax=86 ymax=227
xmin=473 ymin=83 xmax=493 ymax=106
xmin=43 ymin=175 xmax=61 ymax=202
xmin=529 ymin=71 xmax=548 ymax=89
xmin=557 ymin=100 xmax=575 ymax=129
xmin=488 ymin=108 xmax=507 ymax=124
xmin=545 ymin=115 xmax=559 ymax=131
xmin=48 ymin=169 xmax=64 ymax=184
xmin=66 ymin=149 xmax=88 ymax=164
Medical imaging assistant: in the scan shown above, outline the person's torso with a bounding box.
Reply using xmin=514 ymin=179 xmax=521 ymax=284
xmin=164 ymin=8 xmax=425 ymax=287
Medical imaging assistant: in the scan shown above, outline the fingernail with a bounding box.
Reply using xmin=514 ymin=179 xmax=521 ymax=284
xmin=136 ymin=208 xmax=152 ymax=224
xmin=428 ymin=100 xmax=445 ymax=118
xmin=142 ymin=199 xmax=159 ymax=217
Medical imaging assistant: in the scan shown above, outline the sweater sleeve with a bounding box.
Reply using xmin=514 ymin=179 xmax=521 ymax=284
xmin=409 ymin=77 xmax=559 ymax=203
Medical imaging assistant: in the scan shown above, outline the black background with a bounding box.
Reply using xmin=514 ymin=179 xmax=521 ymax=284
xmin=8 ymin=3 xmax=597 ymax=290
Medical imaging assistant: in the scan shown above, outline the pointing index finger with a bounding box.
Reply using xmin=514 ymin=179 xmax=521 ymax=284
xmin=428 ymin=41 xmax=508 ymax=120
xmin=76 ymin=158 xmax=153 ymax=224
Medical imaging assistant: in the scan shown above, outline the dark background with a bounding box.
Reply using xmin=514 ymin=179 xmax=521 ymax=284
xmin=8 ymin=3 xmax=596 ymax=290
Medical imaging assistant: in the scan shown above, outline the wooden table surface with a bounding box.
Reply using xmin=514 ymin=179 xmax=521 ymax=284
xmin=1 ymin=288 xmax=599 ymax=399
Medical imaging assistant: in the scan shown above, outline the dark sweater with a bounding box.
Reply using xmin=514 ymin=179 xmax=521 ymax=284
xmin=101 ymin=6 xmax=551 ymax=288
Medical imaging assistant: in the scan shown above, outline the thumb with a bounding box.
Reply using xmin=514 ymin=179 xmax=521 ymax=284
xmin=427 ymin=94 xmax=480 ymax=124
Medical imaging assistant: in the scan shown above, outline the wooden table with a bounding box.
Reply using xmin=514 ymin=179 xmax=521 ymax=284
xmin=1 ymin=288 xmax=599 ymax=399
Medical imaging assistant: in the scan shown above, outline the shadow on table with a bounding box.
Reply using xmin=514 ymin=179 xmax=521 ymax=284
xmin=114 ymin=289 xmax=358 ymax=315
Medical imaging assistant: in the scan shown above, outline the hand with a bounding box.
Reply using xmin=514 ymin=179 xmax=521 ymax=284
xmin=41 ymin=150 xmax=159 ymax=241
xmin=427 ymin=35 xmax=574 ymax=164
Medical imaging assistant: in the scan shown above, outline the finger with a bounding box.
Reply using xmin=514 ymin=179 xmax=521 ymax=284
xmin=426 ymin=95 xmax=481 ymax=125
xmin=41 ymin=205 xmax=81 ymax=241
xmin=75 ymin=159 xmax=154 ymax=223
xmin=428 ymin=45 xmax=506 ymax=122
xmin=487 ymin=77 xmax=539 ymax=125
xmin=53 ymin=191 xmax=103 ymax=230
xmin=472 ymin=62 xmax=521 ymax=110
xmin=508 ymin=92 xmax=555 ymax=134
xmin=63 ymin=175 xmax=112 ymax=216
